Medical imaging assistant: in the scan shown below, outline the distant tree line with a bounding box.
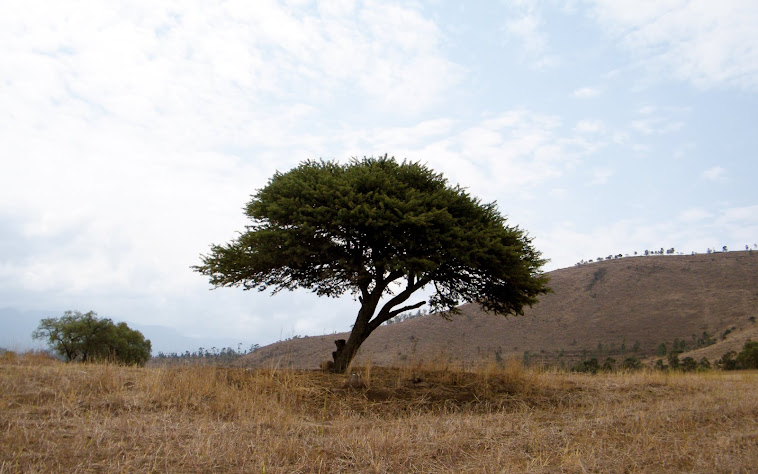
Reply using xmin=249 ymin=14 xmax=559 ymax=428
xmin=571 ymin=355 xmax=644 ymax=373
xmin=383 ymin=308 xmax=429 ymax=325
xmin=152 ymin=344 xmax=260 ymax=366
xmin=576 ymin=243 xmax=757 ymax=266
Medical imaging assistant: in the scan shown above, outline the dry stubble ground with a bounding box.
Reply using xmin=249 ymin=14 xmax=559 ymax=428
xmin=1 ymin=352 xmax=757 ymax=473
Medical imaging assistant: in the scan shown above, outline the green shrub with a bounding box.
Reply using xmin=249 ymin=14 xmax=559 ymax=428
xmin=33 ymin=311 xmax=151 ymax=366
xmin=735 ymin=341 xmax=758 ymax=369
xmin=667 ymin=352 xmax=681 ymax=370
xmin=622 ymin=356 xmax=642 ymax=370
xmin=717 ymin=351 xmax=737 ymax=370
xmin=681 ymin=356 xmax=697 ymax=372
xmin=572 ymin=358 xmax=600 ymax=374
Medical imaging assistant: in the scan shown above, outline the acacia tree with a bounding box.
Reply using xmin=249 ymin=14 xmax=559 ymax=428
xmin=194 ymin=156 xmax=550 ymax=373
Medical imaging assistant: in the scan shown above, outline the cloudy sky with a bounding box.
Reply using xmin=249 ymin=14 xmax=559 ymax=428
xmin=2 ymin=0 xmax=757 ymax=353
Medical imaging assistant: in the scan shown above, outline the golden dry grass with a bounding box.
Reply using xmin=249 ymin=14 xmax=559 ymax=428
xmin=1 ymin=352 xmax=757 ymax=473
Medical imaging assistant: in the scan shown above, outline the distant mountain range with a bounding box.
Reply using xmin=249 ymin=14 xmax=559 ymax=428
xmin=236 ymin=251 xmax=758 ymax=369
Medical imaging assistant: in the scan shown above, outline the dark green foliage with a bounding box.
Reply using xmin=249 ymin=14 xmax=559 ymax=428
xmin=680 ymin=356 xmax=698 ymax=372
xmin=667 ymin=352 xmax=681 ymax=370
xmin=622 ymin=356 xmax=642 ymax=370
xmin=655 ymin=359 xmax=666 ymax=370
xmin=602 ymin=357 xmax=616 ymax=371
xmin=32 ymin=311 xmax=151 ymax=366
xmin=716 ymin=351 xmax=737 ymax=370
xmin=694 ymin=331 xmax=716 ymax=348
xmin=656 ymin=343 xmax=667 ymax=357
xmin=717 ymin=341 xmax=758 ymax=370
xmin=194 ymin=156 xmax=550 ymax=372
xmin=698 ymin=357 xmax=711 ymax=370
xmin=586 ymin=267 xmax=606 ymax=291
xmin=672 ymin=338 xmax=687 ymax=352
xmin=735 ymin=341 xmax=758 ymax=369
xmin=572 ymin=358 xmax=600 ymax=374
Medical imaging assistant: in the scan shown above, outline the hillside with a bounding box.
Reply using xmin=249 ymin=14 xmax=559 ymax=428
xmin=238 ymin=251 xmax=758 ymax=369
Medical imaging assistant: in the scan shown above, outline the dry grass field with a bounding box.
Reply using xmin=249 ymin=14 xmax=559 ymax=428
xmin=2 ymin=351 xmax=757 ymax=473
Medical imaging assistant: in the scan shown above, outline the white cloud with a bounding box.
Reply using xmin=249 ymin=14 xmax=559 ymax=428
xmin=638 ymin=105 xmax=657 ymax=115
xmin=673 ymin=143 xmax=696 ymax=159
xmin=502 ymin=4 xmax=559 ymax=69
xmin=573 ymin=87 xmax=602 ymax=98
xmin=335 ymin=109 xmax=607 ymax=202
xmin=631 ymin=117 xmax=684 ymax=135
xmin=716 ymin=204 xmax=758 ymax=225
xmin=629 ymin=105 xmax=688 ymax=136
xmin=701 ymin=166 xmax=727 ymax=181
xmin=589 ymin=167 xmax=614 ymax=185
xmin=505 ymin=14 xmax=547 ymax=54
xmin=586 ymin=0 xmax=758 ymax=90
xmin=678 ymin=208 xmax=713 ymax=223
xmin=574 ymin=119 xmax=605 ymax=134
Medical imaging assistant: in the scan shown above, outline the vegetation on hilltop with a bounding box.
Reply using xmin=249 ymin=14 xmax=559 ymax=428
xmin=576 ymin=243 xmax=757 ymax=265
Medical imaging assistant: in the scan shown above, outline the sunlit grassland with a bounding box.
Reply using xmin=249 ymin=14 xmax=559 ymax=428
xmin=1 ymin=351 xmax=756 ymax=473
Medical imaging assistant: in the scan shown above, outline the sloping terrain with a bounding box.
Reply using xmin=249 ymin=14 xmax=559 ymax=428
xmin=238 ymin=251 xmax=758 ymax=369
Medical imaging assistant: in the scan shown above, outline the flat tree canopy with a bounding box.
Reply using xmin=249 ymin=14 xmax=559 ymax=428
xmin=194 ymin=156 xmax=550 ymax=372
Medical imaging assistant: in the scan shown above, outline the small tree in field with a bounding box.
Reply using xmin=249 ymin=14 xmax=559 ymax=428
xmin=194 ymin=156 xmax=550 ymax=373
xmin=33 ymin=310 xmax=151 ymax=366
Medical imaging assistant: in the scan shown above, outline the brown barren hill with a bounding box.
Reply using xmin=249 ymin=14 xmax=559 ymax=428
xmin=238 ymin=251 xmax=758 ymax=369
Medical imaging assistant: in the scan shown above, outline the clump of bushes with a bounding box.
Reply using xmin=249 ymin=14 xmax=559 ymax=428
xmin=717 ymin=341 xmax=758 ymax=370
xmin=33 ymin=310 xmax=151 ymax=366
xmin=654 ymin=354 xmax=711 ymax=372
xmin=571 ymin=356 xmax=643 ymax=373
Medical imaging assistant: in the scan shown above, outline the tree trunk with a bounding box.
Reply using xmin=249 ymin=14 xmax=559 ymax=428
xmin=331 ymin=299 xmax=377 ymax=373
xmin=330 ymin=279 xmax=426 ymax=373
xmin=332 ymin=331 xmax=368 ymax=373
